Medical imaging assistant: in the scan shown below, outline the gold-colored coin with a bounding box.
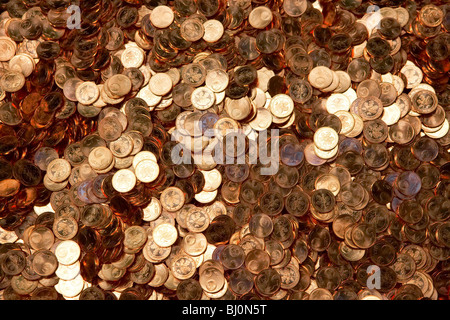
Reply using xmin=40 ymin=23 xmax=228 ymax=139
xmin=182 ymin=232 xmax=208 ymax=256
xmin=205 ymin=69 xmax=229 ymax=93
xmin=142 ymin=197 xmax=162 ymax=222
xmin=112 ymin=169 xmax=136 ymax=193
xmin=0 ymin=37 xmax=17 ymax=61
xmin=75 ymin=81 xmax=100 ymax=105
xmin=121 ymin=45 xmax=145 ymax=69
xmin=55 ymin=261 xmax=80 ymax=281
xmin=88 ymin=147 xmax=113 ymax=171
xmin=55 ymin=274 xmax=85 ymax=298
xmin=202 ymin=20 xmax=224 ymax=43
xmin=46 ymin=159 xmax=71 ymax=183
xmin=308 ymin=66 xmax=333 ymax=89
xmin=105 ymin=74 xmax=132 ymax=98
xmin=161 ymin=187 xmax=185 ymax=212
xmin=150 ymin=5 xmax=174 ymax=29
xmin=9 ymin=53 xmax=35 ymax=77
xmin=55 ymin=240 xmax=81 ymax=265
xmin=326 ymin=93 xmax=350 ymax=114
xmin=180 ymin=18 xmax=205 ymax=42
xmin=124 ymin=226 xmax=147 ymax=250
xmin=135 ymin=159 xmax=160 ymax=183
xmin=191 ymin=86 xmax=216 ymax=110
xmin=248 ymin=6 xmax=273 ymax=29
xmin=201 ymin=169 xmax=222 ymax=192
xmin=0 ymin=70 xmax=25 ymax=92
xmin=269 ymin=94 xmax=294 ymax=118
xmin=149 ymin=73 xmax=173 ymax=96
xmin=153 ymin=223 xmax=178 ymax=247
xmin=313 ymin=127 xmax=339 ymax=151
xmin=171 ymin=254 xmax=196 ymax=280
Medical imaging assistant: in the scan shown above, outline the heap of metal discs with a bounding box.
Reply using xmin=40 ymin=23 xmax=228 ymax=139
xmin=0 ymin=0 xmax=449 ymax=300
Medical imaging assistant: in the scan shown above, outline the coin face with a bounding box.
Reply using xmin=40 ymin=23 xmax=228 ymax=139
xmin=314 ymin=127 xmax=339 ymax=151
xmin=55 ymin=240 xmax=81 ymax=265
xmin=308 ymin=66 xmax=333 ymax=89
xmin=121 ymin=46 xmax=145 ymax=69
xmin=171 ymin=254 xmax=196 ymax=280
xmin=112 ymin=169 xmax=136 ymax=193
xmin=148 ymin=73 xmax=173 ymax=96
xmin=0 ymin=37 xmax=17 ymax=62
xmin=88 ymin=147 xmax=113 ymax=170
xmin=152 ymin=223 xmax=177 ymax=247
xmin=269 ymin=94 xmax=294 ymax=118
xmin=161 ymin=187 xmax=185 ymax=212
xmin=75 ymin=81 xmax=100 ymax=105
xmin=205 ymin=69 xmax=229 ymax=93
xmin=203 ymin=20 xmax=224 ymax=43
xmin=46 ymin=159 xmax=71 ymax=183
xmin=180 ymin=18 xmax=205 ymax=42
xmin=0 ymin=70 xmax=25 ymax=92
xmin=133 ymin=159 xmax=159 ymax=183
xmin=150 ymin=5 xmax=174 ymax=29
xmin=191 ymin=86 xmax=215 ymax=110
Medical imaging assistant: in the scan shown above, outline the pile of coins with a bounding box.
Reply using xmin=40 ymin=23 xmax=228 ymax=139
xmin=0 ymin=0 xmax=449 ymax=300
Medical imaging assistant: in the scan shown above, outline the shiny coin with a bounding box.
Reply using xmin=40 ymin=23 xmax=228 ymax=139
xmin=205 ymin=69 xmax=229 ymax=93
xmin=150 ymin=5 xmax=174 ymax=29
xmin=161 ymin=186 xmax=185 ymax=212
xmin=121 ymin=46 xmax=145 ymax=69
xmin=0 ymin=37 xmax=17 ymax=61
xmin=55 ymin=240 xmax=81 ymax=265
xmin=203 ymin=20 xmax=224 ymax=43
xmin=132 ymin=151 xmax=157 ymax=168
xmin=191 ymin=86 xmax=215 ymax=110
xmin=0 ymin=70 xmax=25 ymax=92
xmin=269 ymin=94 xmax=294 ymax=118
xmin=135 ymin=159 xmax=160 ymax=183
xmin=149 ymin=73 xmax=173 ymax=96
xmin=112 ymin=169 xmax=136 ymax=193
xmin=308 ymin=66 xmax=333 ymax=89
xmin=46 ymin=159 xmax=71 ymax=183
xmin=314 ymin=127 xmax=339 ymax=151
xmin=75 ymin=81 xmax=100 ymax=105
xmin=153 ymin=223 xmax=177 ymax=247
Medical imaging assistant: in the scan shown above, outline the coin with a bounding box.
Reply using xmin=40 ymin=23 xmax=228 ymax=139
xmin=88 ymin=147 xmax=113 ymax=171
xmin=150 ymin=5 xmax=174 ymax=29
xmin=0 ymin=37 xmax=17 ymax=62
xmin=248 ymin=6 xmax=273 ymax=29
xmin=121 ymin=46 xmax=145 ymax=69
xmin=55 ymin=240 xmax=81 ymax=265
xmin=135 ymin=159 xmax=160 ymax=183
xmin=161 ymin=187 xmax=185 ymax=212
xmin=308 ymin=66 xmax=333 ymax=89
xmin=75 ymin=81 xmax=100 ymax=105
xmin=112 ymin=169 xmax=136 ymax=193
xmin=0 ymin=70 xmax=25 ymax=92
xmin=153 ymin=223 xmax=177 ymax=247
xmin=191 ymin=86 xmax=215 ymax=110
xmin=314 ymin=127 xmax=339 ymax=151
xmin=202 ymin=20 xmax=224 ymax=43
xmin=148 ymin=72 xmax=173 ymax=96
xmin=46 ymin=159 xmax=71 ymax=183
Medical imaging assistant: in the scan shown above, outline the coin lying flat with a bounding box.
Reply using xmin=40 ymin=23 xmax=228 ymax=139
xmin=135 ymin=159 xmax=159 ymax=183
xmin=152 ymin=223 xmax=177 ymax=247
xmin=75 ymin=81 xmax=100 ymax=105
xmin=0 ymin=37 xmax=17 ymax=62
xmin=149 ymin=73 xmax=173 ymax=96
xmin=314 ymin=127 xmax=339 ymax=151
xmin=112 ymin=169 xmax=136 ymax=193
xmin=0 ymin=70 xmax=25 ymax=92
